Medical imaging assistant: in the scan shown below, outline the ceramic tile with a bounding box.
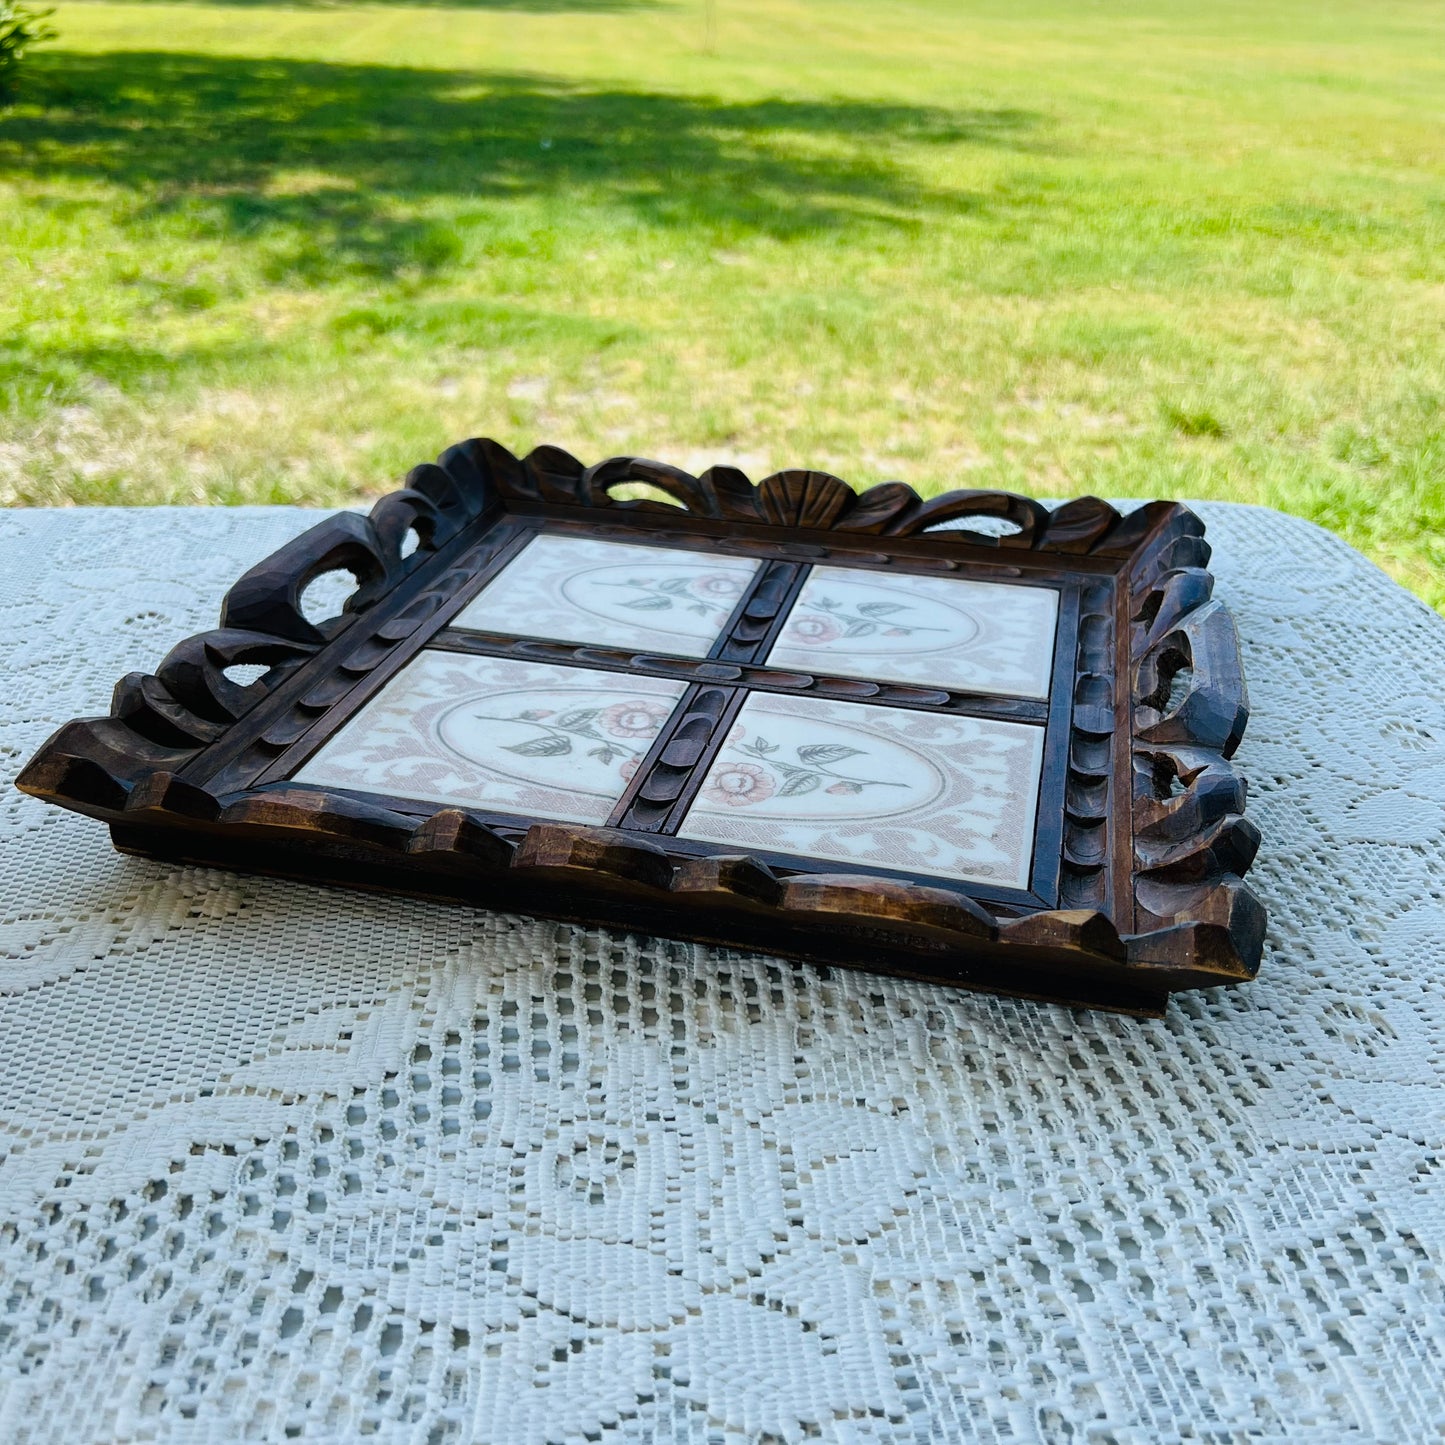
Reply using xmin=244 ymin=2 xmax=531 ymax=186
xmin=294 ymin=651 xmax=688 ymax=825
xmin=765 ymin=565 xmax=1059 ymax=699
xmin=677 ymin=693 xmax=1045 ymax=889
xmin=454 ymin=534 xmax=760 ymax=657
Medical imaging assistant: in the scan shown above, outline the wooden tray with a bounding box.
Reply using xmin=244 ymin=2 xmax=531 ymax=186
xmin=16 ymin=440 xmax=1265 ymax=1015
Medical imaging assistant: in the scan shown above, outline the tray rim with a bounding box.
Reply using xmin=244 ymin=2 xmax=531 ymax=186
xmin=15 ymin=439 xmax=1265 ymax=1015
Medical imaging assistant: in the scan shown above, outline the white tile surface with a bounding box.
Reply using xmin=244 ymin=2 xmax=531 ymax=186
xmin=454 ymin=534 xmax=760 ymax=657
xmin=294 ymin=651 xmax=688 ymax=825
xmin=678 ymin=692 xmax=1046 ymax=889
xmin=765 ymin=565 xmax=1059 ymax=699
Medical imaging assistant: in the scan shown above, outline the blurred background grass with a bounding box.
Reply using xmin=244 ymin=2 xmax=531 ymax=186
xmin=1 ymin=0 xmax=1441 ymax=608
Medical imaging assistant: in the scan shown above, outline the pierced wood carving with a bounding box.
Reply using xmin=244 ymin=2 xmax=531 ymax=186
xmin=16 ymin=439 xmax=1265 ymax=1016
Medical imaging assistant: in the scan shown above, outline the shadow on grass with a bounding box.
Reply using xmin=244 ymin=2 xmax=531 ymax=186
xmin=0 ymin=337 xmax=286 ymax=418
xmin=4 ymin=51 xmax=1041 ymax=279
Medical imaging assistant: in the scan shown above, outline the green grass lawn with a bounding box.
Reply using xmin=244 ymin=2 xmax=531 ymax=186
xmin=2 ymin=0 xmax=1442 ymax=608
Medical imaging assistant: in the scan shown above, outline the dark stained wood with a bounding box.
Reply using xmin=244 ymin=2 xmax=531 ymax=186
xmin=711 ymin=560 xmax=807 ymax=663
xmin=610 ymin=684 xmax=745 ymax=833
xmin=427 ymin=630 xmax=1053 ymax=726
xmin=306 ymin=781 xmax=1051 ymax=914
xmin=1028 ymin=583 xmax=1081 ymax=908
xmin=242 ymin=521 xmax=538 ymax=791
xmin=14 ymin=439 xmax=1266 ymax=1015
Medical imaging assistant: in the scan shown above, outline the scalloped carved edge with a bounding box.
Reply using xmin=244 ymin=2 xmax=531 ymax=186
xmin=464 ymin=439 xmax=1164 ymax=552
xmin=104 ymin=791 xmax=1250 ymax=1010
xmin=15 ymin=439 xmax=1265 ymax=1013
xmin=1128 ymin=549 xmax=1264 ymax=972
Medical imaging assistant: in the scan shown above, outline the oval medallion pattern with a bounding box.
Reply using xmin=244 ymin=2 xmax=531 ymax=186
xmin=700 ymin=714 xmax=946 ymax=822
xmin=295 ymin=653 xmax=688 ymax=826
xmin=438 ymin=686 xmax=674 ymax=798
xmin=455 ymin=534 xmax=759 ymax=658
xmin=680 ymin=692 xmax=1046 ymax=890
xmin=776 ymin=578 xmax=981 ymax=658
xmin=560 ymin=562 xmax=752 ymax=641
xmin=767 ymin=564 xmax=1059 ymax=700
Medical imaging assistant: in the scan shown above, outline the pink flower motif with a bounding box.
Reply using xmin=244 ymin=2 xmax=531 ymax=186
xmin=620 ymin=758 xmax=640 ymax=782
xmin=601 ymin=699 xmax=670 ymax=738
xmin=690 ymin=573 xmax=745 ymax=600
xmin=825 ymin=781 xmax=863 ymax=795
xmin=703 ymin=762 xmax=777 ymax=807
xmin=787 ymin=613 xmax=841 ymax=645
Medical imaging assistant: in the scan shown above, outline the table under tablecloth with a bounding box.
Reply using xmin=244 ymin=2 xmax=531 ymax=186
xmin=1 ymin=502 xmax=1442 ymax=1444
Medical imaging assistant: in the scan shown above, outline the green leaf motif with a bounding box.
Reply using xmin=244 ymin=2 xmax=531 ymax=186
xmin=555 ymin=707 xmax=601 ymax=729
xmin=504 ymin=735 xmax=572 ymax=758
xmin=843 ymin=621 xmax=878 ymax=638
xmin=620 ymin=595 xmax=673 ymax=611
xmin=796 ymin=744 xmax=864 ymax=765
xmin=656 ymin=577 xmax=695 ymax=594
xmin=858 ymin=601 xmax=907 ymax=617
xmin=777 ymin=773 xmax=820 ymax=797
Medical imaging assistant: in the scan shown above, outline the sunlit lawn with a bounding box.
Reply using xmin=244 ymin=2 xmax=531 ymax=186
xmin=1 ymin=0 xmax=1442 ymax=607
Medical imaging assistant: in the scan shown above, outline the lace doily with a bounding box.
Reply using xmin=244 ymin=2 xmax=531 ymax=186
xmin=1 ymin=504 xmax=1442 ymax=1444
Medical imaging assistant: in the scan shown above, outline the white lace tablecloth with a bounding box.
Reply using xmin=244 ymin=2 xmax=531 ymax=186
xmin=1 ymin=504 xmax=1442 ymax=1445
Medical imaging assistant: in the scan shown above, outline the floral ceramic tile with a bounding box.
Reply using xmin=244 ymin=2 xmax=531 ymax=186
xmin=453 ymin=534 xmax=760 ymax=657
xmin=765 ymin=565 xmax=1059 ymax=700
xmin=677 ymin=693 xmax=1045 ymax=889
xmin=294 ymin=652 xmax=688 ymax=825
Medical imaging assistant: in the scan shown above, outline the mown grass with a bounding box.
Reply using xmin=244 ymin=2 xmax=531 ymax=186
xmin=1 ymin=0 xmax=1442 ymax=607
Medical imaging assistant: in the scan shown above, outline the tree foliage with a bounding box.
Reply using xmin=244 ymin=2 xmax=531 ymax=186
xmin=0 ymin=1 xmax=55 ymax=103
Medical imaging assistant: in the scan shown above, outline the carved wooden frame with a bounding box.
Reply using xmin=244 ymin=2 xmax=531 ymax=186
xmin=16 ymin=439 xmax=1265 ymax=1015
